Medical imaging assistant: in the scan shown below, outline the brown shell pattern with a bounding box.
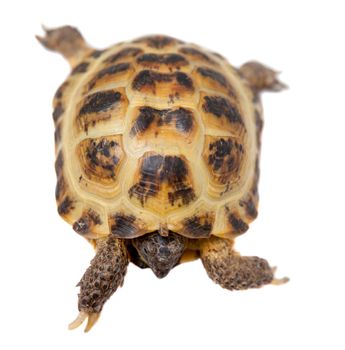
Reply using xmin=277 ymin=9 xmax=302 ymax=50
xmin=53 ymin=35 xmax=262 ymax=240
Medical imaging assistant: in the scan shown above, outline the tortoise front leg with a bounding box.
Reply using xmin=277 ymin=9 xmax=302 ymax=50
xmin=69 ymin=236 xmax=129 ymax=332
xmin=200 ymin=237 xmax=288 ymax=290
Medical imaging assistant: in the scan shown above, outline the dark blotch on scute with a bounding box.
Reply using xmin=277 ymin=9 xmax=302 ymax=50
xmin=110 ymin=214 xmax=138 ymax=238
xmin=197 ymin=67 xmax=228 ymax=87
xmin=132 ymin=70 xmax=194 ymax=92
xmin=175 ymin=72 xmax=194 ymax=89
xmin=130 ymin=107 xmax=193 ymax=136
xmin=88 ymin=63 xmax=130 ymax=90
xmin=130 ymin=107 xmax=156 ymax=136
xmin=55 ymin=176 xmax=65 ymax=200
xmin=54 ymin=81 xmax=69 ymax=99
xmin=239 ymin=198 xmax=258 ymax=219
xmin=79 ymin=91 xmax=121 ymax=115
xmin=208 ymin=138 xmax=244 ymax=184
xmin=131 ymin=70 xmax=170 ymax=90
xmin=55 ymin=151 xmax=64 ymax=177
xmin=170 ymin=108 xmax=193 ymax=133
xmin=179 ymin=47 xmax=216 ymax=64
xmin=255 ymin=109 xmax=264 ymax=149
xmin=53 ymin=103 xmax=64 ymax=122
xmin=137 ymin=53 xmax=188 ymax=66
xmin=86 ymin=138 xmax=120 ymax=177
xmin=71 ymin=62 xmax=89 ymax=75
xmin=251 ymin=157 xmax=260 ymax=199
xmin=129 ymin=155 xmax=195 ymax=206
xmin=73 ymin=209 xmax=102 ymax=235
xmin=54 ymin=124 xmax=62 ymax=144
xmin=209 ymin=138 xmax=234 ymax=171
xmin=103 ymin=47 xmax=143 ymax=64
xmin=229 ymin=214 xmax=249 ymax=234
xmin=58 ymin=196 xmax=74 ymax=215
xmin=197 ymin=66 xmax=236 ymax=97
xmin=89 ymin=49 xmax=105 ymax=58
xmin=211 ymin=52 xmax=225 ymax=60
xmin=203 ymin=96 xmax=243 ymax=124
xmin=183 ymin=215 xmax=213 ymax=238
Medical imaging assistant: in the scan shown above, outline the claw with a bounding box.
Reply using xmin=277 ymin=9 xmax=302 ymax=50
xmin=68 ymin=311 xmax=100 ymax=332
xmin=269 ymin=78 xmax=288 ymax=92
xmin=68 ymin=311 xmax=87 ymax=330
xmin=271 ymin=266 xmax=289 ymax=285
xmin=271 ymin=276 xmax=290 ymax=285
xmin=84 ymin=313 xmax=100 ymax=333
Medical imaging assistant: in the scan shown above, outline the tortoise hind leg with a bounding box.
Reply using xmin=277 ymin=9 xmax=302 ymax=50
xmin=200 ymin=237 xmax=288 ymax=290
xmin=69 ymin=236 xmax=129 ymax=332
xmin=239 ymin=61 xmax=287 ymax=93
xmin=36 ymin=25 xmax=91 ymax=66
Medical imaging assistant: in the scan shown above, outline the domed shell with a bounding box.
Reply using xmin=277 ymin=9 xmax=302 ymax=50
xmin=53 ymin=35 xmax=262 ymax=240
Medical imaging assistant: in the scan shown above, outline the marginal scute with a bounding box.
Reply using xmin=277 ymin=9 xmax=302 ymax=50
xmin=54 ymin=122 xmax=62 ymax=144
xmin=255 ymin=109 xmax=264 ymax=149
xmin=55 ymin=175 xmax=67 ymax=201
xmin=73 ymin=209 xmax=102 ymax=235
xmin=71 ymin=61 xmax=89 ymax=75
xmin=58 ymin=196 xmax=74 ymax=216
xmin=55 ymin=151 xmax=64 ymax=177
xmin=133 ymin=35 xmax=183 ymax=49
xmin=227 ymin=211 xmax=249 ymax=235
xmin=89 ymin=49 xmax=105 ymax=58
xmin=109 ymin=213 xmax=147 ymax=238
xmin=181 ymin=212 xmax=215 ymax=238
xmin=239 ymin=196 xmax=258 ymax=220
xmin=53 ymin=102 xmax=64 ymax=122
xmin=54 ymin=81 xmax=69 ymax=100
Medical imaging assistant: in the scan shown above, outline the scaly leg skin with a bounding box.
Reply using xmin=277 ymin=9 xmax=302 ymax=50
xmin=239 ymin=61 xmax=288 ymax=93
xmin=200 ymin=237 xmax=288 ymax=291
xmin=69 ymin=236 xmax=129 ymax=332
xmin=36 ymin=25 xmax=91 ymax=66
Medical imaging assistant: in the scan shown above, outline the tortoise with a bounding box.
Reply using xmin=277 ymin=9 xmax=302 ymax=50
xmin=37 ymin=25 xmax=288 ymax=332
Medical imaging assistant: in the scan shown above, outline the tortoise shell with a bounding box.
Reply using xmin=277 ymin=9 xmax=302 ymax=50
xmin=53 ymin=34 xmax=262 ymax=241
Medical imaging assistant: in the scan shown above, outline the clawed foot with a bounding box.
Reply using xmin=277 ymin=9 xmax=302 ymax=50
xmin=68 ymin=311 xmax=100 ymax=332
xmin=36 ymin=24 xmax=89 ymax=65
xmin=239 ymin=61 xmax=288 ymax=93
xmin=201 ymin=237 xmax=289 ymax=291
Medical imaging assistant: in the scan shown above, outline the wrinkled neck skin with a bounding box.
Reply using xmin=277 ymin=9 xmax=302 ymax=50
xmin=132 ymin=232 xmax=186 ymax=278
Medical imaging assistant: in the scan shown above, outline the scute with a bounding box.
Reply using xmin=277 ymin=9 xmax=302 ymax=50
xmin=128 ymin=152 xmax=197 ymax=215
xmin=53 ymin=34 xmax=260 ymax=239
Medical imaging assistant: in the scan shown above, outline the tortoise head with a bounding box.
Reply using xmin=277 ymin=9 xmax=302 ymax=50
xmin=132 ymin=231 xmax=186 ymax=278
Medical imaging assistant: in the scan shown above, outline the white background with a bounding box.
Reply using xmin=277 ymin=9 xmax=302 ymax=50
xmin=1 ymin=0 xmax=344 ymax=349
